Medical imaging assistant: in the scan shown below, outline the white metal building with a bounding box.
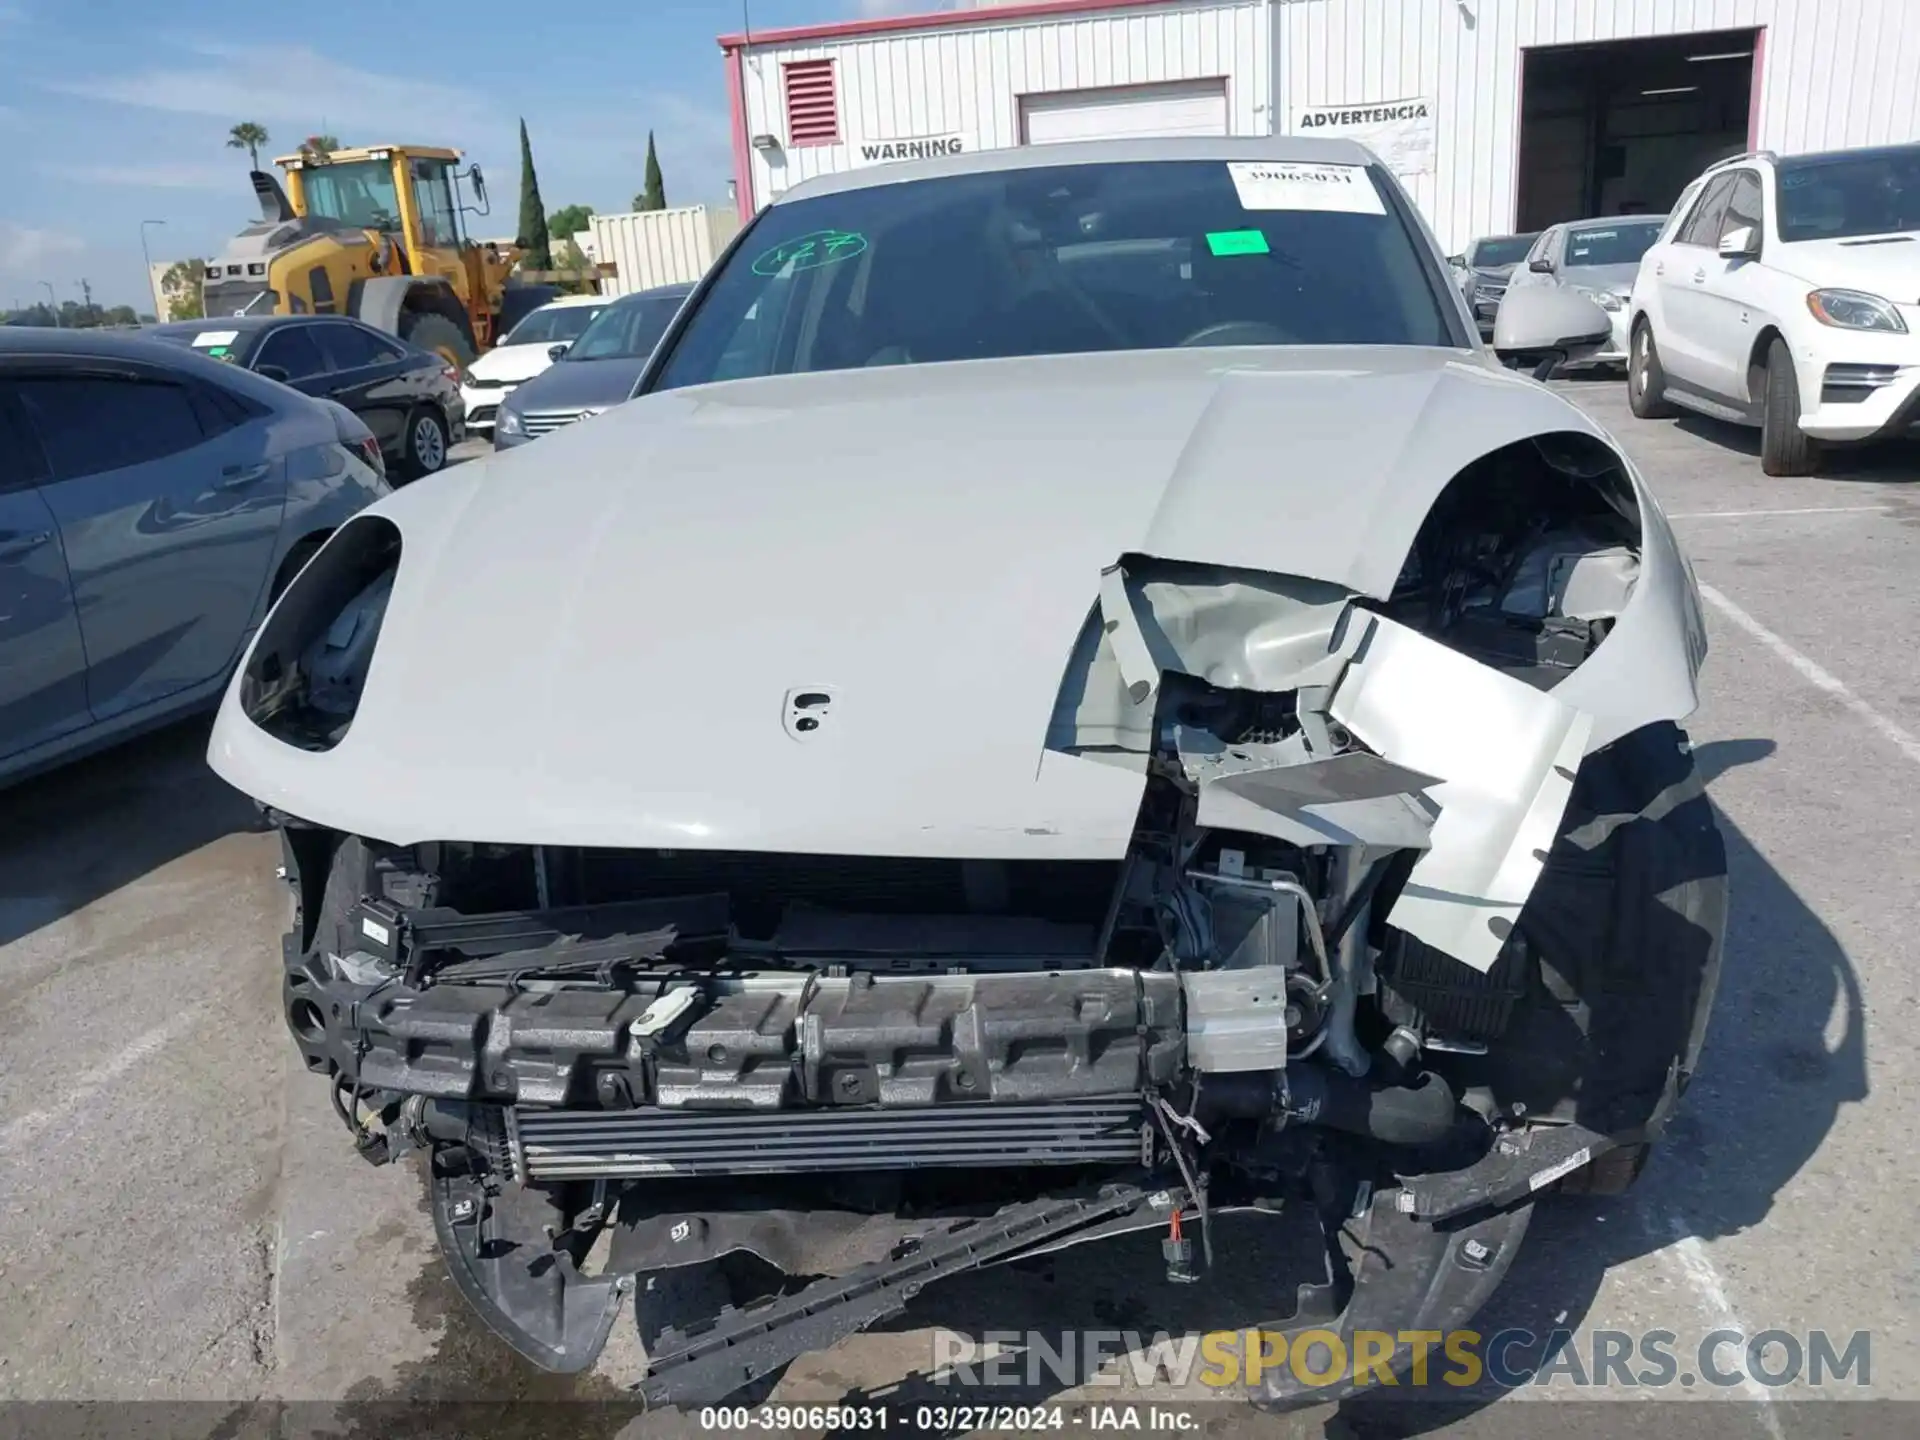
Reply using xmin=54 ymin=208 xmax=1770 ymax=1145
xmin=719 ymin=0 xmax=1920 ymax=250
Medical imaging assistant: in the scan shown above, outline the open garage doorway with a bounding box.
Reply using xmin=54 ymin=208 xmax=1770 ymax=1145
xmin=1517 ymin=28 xmax=1759 ymax=232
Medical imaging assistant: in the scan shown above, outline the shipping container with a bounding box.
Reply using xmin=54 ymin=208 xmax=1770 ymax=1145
xmin=589 ymin=205 xmax=743 ymax=298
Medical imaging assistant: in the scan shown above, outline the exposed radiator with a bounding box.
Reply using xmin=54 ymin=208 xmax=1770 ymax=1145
xmin=510 ymin=1097 xmax=1146 ymax=1180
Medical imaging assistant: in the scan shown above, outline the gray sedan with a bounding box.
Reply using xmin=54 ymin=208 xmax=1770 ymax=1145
xmin=1449 ymin=232 xmax=1539 ymax=337
xmin=492 ymin=283 xmax=694 ymax=450
xmin=1 ymin=327 xmax=386 ymax=785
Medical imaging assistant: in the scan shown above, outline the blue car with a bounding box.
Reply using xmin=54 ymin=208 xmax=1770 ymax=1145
xmin=1 ymin=326 xmax=387 ymax=786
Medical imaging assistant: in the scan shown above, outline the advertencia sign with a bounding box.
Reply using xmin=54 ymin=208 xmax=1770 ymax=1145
xmin=1296 ymin=97 xmax=1435 ymax=177
xmin=851 ymin=132 xmax=977 ymax=166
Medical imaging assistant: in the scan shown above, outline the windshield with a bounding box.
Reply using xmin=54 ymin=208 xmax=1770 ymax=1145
xmin=1777 ymin=147 xmax=1920 ymax=241
xmin=567 ymin=294 xmax=688 ymax=360
xmin=1470 ymin=235 xmax=1535 ymax=267
xmin=652 ymin=158 xmax=1456 ymax=391
xmin=504 ymin=304 xmax=607 ymax=346
xmin=1564 ymin=222 xmax=1663 ymax=267
xmin=301 ymin=160 xmax=402 ymax=230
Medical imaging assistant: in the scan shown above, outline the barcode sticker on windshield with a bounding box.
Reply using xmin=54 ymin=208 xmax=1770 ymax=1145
xmin=192 ymin=330 xmax=239 ymax=347
xmin=1228 ymin=161 xmax=1385 ymax=215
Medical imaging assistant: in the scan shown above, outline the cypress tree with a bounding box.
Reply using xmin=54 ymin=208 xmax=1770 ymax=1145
xmin=636 ymin=131 xmax=667 ymax=212
xmin=517 ymin=119 xmax=553 ymax=267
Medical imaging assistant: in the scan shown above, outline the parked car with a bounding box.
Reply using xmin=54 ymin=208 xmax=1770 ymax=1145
xmin=459 ymin=294 xmax=610 ymax=436
xmin=1 ymin=327 xmax=385 ymax=786
xmin=491 ymin=283 xmax=694 ymax=449
xmin=1627 ymin=143 xmax=1920 ymax=475
xmin=1493 ymin=215 xmax=1667 ymax=377
xmin=148 ymin=316 xmax=465 ymax=480
xmin=208 ymin=136 xmax=1723 ymax=1410
xmin=1449 ymin=231 xmax=1539 ymax=336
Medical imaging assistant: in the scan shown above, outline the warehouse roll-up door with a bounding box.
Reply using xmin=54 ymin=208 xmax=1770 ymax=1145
xmin=1021 ymin=79 xmax=1229 ymax=146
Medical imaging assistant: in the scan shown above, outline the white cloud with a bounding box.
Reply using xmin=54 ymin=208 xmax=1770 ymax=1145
xmin=63 ymin=160 xmax=240 ymax=190
xmin=0 ymin=220 xmax=83 ymax=274
xmin=51 ymin=42 xmax=496 ymax=139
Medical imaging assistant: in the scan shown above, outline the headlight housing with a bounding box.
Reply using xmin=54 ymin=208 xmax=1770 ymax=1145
xmin=1575 ymin=287 xmax=1626 ymax=313
xmin=1805 ymin=288 xmax=1908 ymax=333
xmin=496 ymin=406 xmax=526 ymax=436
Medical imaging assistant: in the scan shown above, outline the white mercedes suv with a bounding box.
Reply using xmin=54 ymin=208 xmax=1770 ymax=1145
xmin=1626 ymin=143 xmax=1920 ymax=475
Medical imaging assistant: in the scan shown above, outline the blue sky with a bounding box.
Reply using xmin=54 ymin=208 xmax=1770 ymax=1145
xmin=0 ymin=0 xmax=952 ymax=310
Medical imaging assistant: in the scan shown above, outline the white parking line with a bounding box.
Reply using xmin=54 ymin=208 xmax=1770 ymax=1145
xmin=1667 ymin=505 xmax=1889 ymax=519
xmin=1660 ymin=1216 xmax=1788 ymax=1439
xmin=1699 ymin=582 xmax=1920 ymax=768
xmin=0 ymin=1007 xmax=205 ymax=1154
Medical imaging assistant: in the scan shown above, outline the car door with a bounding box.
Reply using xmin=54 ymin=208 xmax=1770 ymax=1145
xmin=1632 ymin=178 xmax=1701 ymax=327
xmin=252 ymin=322 xmax=335 ymax=400
xmin=1687 ymin=169 xmax=1769 ymax=402
xmin=312 ymin=322 xmax=420 ymax=456
xmin=0 ymin=382 xmax=90 ymax=761
xmin=1656 ymin=173 xmax=1737 ymax=387
xmin=13 ymin=358 xmax=289 ymax=721
xmin=1511 ymin=227 xmax=1561 ymax=294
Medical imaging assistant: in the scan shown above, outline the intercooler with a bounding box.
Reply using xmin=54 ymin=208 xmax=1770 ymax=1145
xmin=509 ymin=1097 xmax=1146 ymax=1180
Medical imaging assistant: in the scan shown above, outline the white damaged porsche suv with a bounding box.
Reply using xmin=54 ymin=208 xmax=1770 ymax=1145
xmin=207 ymin=137 xmax=1726 ymax=1409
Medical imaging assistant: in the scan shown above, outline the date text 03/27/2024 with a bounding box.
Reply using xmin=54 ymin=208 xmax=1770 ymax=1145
xmin=695 ymin=1405 xmax=1198 ymax=1432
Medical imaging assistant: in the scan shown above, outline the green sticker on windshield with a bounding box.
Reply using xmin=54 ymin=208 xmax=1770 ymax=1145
xmin=1206 ymin=229 xmax=1270 ymax=257
xmin=751 ymin=228 xmax=869 ymax=276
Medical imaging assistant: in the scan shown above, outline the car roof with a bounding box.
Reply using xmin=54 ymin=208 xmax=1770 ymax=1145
xmin=1777 ymin=141 xmax=1920 ymax=171
xmin=2 ymin=324 xmax=250 ymax=357
xmin=609 ymin=282 xmax=697 ymax=303
xmin=776 ymin=134 xmax=1381 ymax=204
xmin=0 ymin=323 xmax=308 ymax=407
xmin=144 ymin=315 xmax=367 ymax=341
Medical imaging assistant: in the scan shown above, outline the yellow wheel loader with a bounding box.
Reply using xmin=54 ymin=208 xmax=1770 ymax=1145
xmin=203 ymin=144 xmax=538 ymax=370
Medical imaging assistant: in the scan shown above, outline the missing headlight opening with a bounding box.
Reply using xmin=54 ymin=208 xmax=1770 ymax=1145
xmin=240 ymin=515 xmax=401 ymax=752
xmin=232 ymin=421 xmax=1721 ymax=1411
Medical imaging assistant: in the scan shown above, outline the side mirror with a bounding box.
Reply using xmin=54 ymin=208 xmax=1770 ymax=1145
xmin=470 ymin=165 xmax=488 ymax=206
xmin=1446 ymin=254 xmax=1467 ymax=268
xmin=547 ymin=342 xmax=572 ymax=362
xmin=1493 ymin=286 xmax=1611 ymax=362
xmin=1718 ymin=225 xmax=1759 ymax=259
xmin=1528 ymin=257 xmax=1555 ymax=274
xmin=256 ymin=363 xmax=291 ymax=383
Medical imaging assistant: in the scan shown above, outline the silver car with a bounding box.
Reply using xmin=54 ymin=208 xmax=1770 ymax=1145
xmin=207 ymin=136 xmax=1723 ymax=1410
xmin=1496 ymin=215 xmax=1667 ymax=375
xmin=1 ymin=327 xmax=386 ymax=785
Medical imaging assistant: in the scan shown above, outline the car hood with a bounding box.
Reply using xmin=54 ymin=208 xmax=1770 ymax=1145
xmin=504 ymin=355 xmax=648 ymax=413
xmin=1560 ymin=262 xmax=1640 ymax=296
xmin=1768 ymin=233 xmax=1920 ymax=293
xmin=211 ymin=345 xmax=1699 ymax=856
xmin=466 ymin=343 xmax=559 ymax=385
xmin=1471 ymin=262 xmax=1519 ymax=284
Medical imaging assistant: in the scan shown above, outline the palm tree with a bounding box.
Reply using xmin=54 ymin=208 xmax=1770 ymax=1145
xmin=227 ymin=122 xmax=270 ymax=169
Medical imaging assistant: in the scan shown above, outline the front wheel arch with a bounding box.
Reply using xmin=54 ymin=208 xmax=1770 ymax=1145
xmin=1745 ymin=324 xmax=1787 ymax=408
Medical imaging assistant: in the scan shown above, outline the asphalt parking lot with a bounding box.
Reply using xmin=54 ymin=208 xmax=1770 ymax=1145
xmin=1 ymin=380 xmax=1916 ymax=1439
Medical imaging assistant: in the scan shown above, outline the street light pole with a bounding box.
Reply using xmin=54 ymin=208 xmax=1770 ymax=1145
xmin=140 ymin=219 xmax=167 ymax=319
xmin=39 ymin=279 xmax=59 ymax=326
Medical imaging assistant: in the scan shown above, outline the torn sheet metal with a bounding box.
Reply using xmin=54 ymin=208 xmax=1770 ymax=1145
xmin=1328 ymin=613 xmax=1592 ymax=972
xmin=1050 ymin=566 xmax=1356 ymax=758
xmin=1175 ymin=725 xmax=1441 ymax=849
xmin=1098 ymin=565 xmax=1159 ymax=707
